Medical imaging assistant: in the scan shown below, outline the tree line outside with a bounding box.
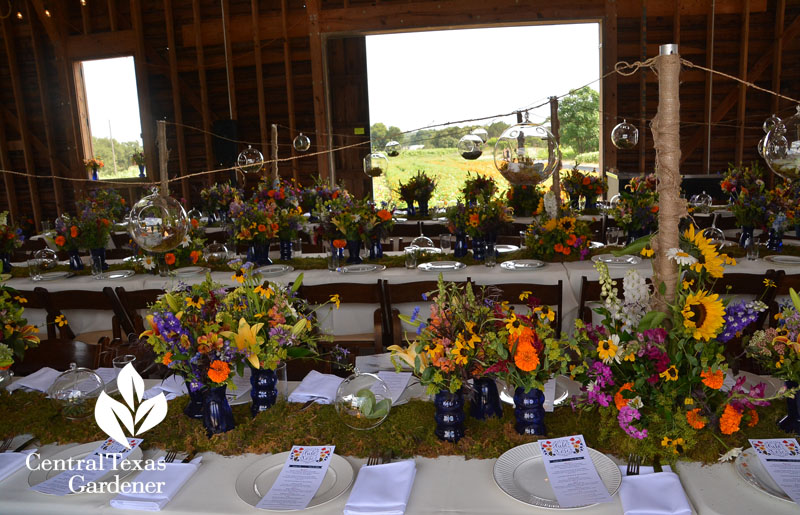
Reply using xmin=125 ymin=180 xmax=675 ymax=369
xmin=91 ymin=137 xmax=143 ymax=179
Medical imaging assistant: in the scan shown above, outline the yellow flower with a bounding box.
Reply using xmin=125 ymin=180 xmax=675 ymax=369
xmin=660 ymin=365 xmax=679 ymax=381
xmin=682 ymin=279 xmax=694 ymax=290
xmin=543 ymin=219 xmax=558 ymax=232
xmin=185 ymin=295 xmax=204 ymax=309
xmin=684 ymin=225 xmax=725 ymax=278
xmin=55 ymin=314 xmax=68 ymax=327
xmin=764 ymin=278 xmax=777 ymax=288
xmin=684 ymin=397 xmax=695 ymax=405
xmin=13 ymin=295 xmax=27 ymax=304
xmin=221 ymin=318 xmax=264 ymax=369
xmin=724 ymin=255 xmax=736 ymax=266
xmin=776 ymin=355 xmax=785 ymax=369
xmin=623 ymin=352 xmax=635 ymax=362
xmin=232 ymin=269 xmax=246 ymax=284
xmin=255 ymin=284 xmax=273 ymax=299
xmin=519 ymin=291 xmax=532 ymax=301
xmin=661 ymin=436 xmax=672 ymax=447
xmin=330 ymin=294 xmax=341 ymax=309
xmin=681 ymin=290 xmax=725 ymax=341
xmin=640 ymin=247 xmax=654 ymax=257
xmin=597 ymin=336 xmax=619 ymax=363
xmin=452 ymin=339 xmax=470 ymax=365
xmin=505 ymin=314 xmax=523 ymax=338
xmin=465 ymin=321 xmax=477 ymax=334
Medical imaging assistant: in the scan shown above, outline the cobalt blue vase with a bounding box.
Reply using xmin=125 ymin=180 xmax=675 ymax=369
xmin=250 ymin=367 xmax=279 ymax=417
xmin=470 ymin=378 xmax=503 ymax=420
xmin=247 ymin=243 xmax=272 ymax=266
xmin=279 ymin=240 xmax=293 ymax=260
xmin=513 ymin=386 xmax=546 ymax=435
xmin=202 ymin=385 xmax=235 ymax=436
xmin=434 ymin=389 xmax=465 ymax=443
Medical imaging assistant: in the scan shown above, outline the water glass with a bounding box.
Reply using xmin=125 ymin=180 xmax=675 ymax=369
xmin=439 ymin=233 xmax=451 ymax=251
xmin=292 ymin=238 xmax=303 ymax=257
xmin=326 ymin=242 xmax=340 ymax=271
xmin=606 ymin=227 xmax=622 ymax=246
xmin=274 ymin=362 xmax=288 ymax=401
xmin=485 ymin=242 xmax=497 ymax=267
xmin=27 ymin=258 xmax=42 ymax=281
xmin=743 ymin=235 xmax=759 ymax=261
xmin=112 ymin=354 xmax=136 ymax=369
xmin=404 ymin=247 xmax=418 ymax=269
xmin=41 ymin=221 xmax=52 ymax=234
xmin=91 ymin=255 xmax=104 ymax=279
xmin=519 ymin=230 xmax=527 ymax=248
xmin=577 ymin=195 xmax=587 ymax=212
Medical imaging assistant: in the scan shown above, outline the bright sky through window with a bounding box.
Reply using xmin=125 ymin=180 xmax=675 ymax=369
xmin=81 ymin=56 xmax=143 ymax=144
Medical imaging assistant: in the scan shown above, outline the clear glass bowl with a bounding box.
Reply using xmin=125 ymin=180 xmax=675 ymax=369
xmin=457 ymin=134 xmax=483 ymax=160
xmin=363 ymin=152 xmax=389 ymax=177
xmin=128 ymin=189 xmax=190 ymax=253
xmin=204 ymin=242 xmax=230 ymax=265
xmin=611 ymin=119 xmax=639 ymax=150
xmin=493 ymin=122 xmax=560 ymax=185
xmin=334 ymin=372 xmax=391 ymax=430
xmin=48 ymin=363 xmax=105 ymax=421
xmin=764 ymin=106 xmax=800 ymax=182
xmin=237 ymin=145 xmax=265 ymax=175
xmin=293 ymin=133 xmax=311 ymax=152
xmin=385 ymin=141 xmax=401 ymax=157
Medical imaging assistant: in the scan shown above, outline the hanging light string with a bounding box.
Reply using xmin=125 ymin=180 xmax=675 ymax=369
xmin=0 ymin=55 xmax=797 ymax=186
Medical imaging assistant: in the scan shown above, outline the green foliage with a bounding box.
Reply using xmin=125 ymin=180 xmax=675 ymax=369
xmin=558 ymin=87 xmax=600 ymax=155
xmin=92 ymin=136 xmax=143 ymax=179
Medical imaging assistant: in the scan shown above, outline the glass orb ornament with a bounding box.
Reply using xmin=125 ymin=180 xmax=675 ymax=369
xmin=128 ymin=188 xmax=190 ymax=253
xmin=34 ymin=248 xmax=58 ymax=271
xmin=701 ymin=226 xmax=727 ymax=248
xmin=334 ymin=372 xmax=391 ymax=430
xmin=471 ymin=128 xmax=489 ymax=143
xmin=689 ymin=191 xmax=712 ymax=214
xmin=611 ymin=119 xmax=639 ymax=150
xmin=758 ymin=114 xmax=782 ymax=158
xmin=204 ymin=242 xmax=230 ymax=265
xmin=764 ymin=106 xmax=800 ymax=182
xmin=493 ymin=121 xmax=560 ymax=186
xmin=457 ymin=134 xmax=483 ymax=160
xmin=237 ymin=145 xmax=264 ymax=175
xmin=363 ymin=152 xmax=389 ymax=178
xmin=48 ymin=363 xmax=104 ymax=420
xmin=385 ymin=140 xmax=401 ymax=157
xmin=293 ymin=133 xmax=311 ymax=152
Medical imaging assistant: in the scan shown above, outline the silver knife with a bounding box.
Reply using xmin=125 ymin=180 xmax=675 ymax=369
xmin=12 ymin=436 xmax=36 ymax=453
xmin=181 ymin=452 xmax=197 ymax=463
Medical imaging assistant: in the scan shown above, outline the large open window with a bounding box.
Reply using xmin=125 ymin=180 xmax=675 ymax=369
xmin=75 ymin=56 xmax=143 ymax=180
xmin=366 ymin=24 xmax=601 ymax=205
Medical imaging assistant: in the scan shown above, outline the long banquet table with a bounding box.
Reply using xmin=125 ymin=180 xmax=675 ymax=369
xmin=1 ymin=379 xmax=799 ymax=515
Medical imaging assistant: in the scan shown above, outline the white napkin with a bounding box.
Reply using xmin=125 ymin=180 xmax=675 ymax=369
xmin=5 ymin=367 xmax=61 ymax=393
xmin=143 ymin=375 xmax=188 ymax=401
xmin=619 ymin=465 xmax=692 ymax=515
xmin=344 ymin=460 xmax=416 ymax=515
xmin=110 ymin=456 xmax=202 ymax=511
xmin=0 ymin=449 xmax=38 ymax=482
xmin=287 ymin=370 xmax=343 ymax=405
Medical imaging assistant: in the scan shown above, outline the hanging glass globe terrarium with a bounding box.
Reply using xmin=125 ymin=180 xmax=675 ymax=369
xmin=236 ymin=145 xmax=264 ymax=175
xmin=611 ymin=119 xmax=639 ymax=149
xmin=758 ymin=114 xmax=782 ymax=157
xmin=363 ymin=152 xmax=388 ymax=178
xmin=457 ymin=134 xmax=483 ymax=160
xmin=128 ymin=188 xmax=190 ymax=253
xmin=293 ymin=133 xmax=311 ymax=152
xmin=493 ymin=117 xmax=560 ymax=186
xmin=385 ymin=140 xmax=401 ymax=157
xmin=471 ymin=128 xmax=489 ymax=143
xmin=764 ymin=106 xmax=800 ymax=182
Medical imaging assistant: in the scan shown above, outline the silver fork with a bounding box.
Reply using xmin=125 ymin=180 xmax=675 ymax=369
xmin=0 ymin=437 xmax=13 ymax=453
xmin=164 ymin=451 xmax=178 ymax=463
xmin=366 ymin=453 xmax=382 ymax=466
xmin=626 ymin=454 xmax=642 ymax=476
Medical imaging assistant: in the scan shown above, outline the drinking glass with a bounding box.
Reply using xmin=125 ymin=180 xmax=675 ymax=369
xmin=404 ymin=247 xmax=418 ymax=269
xmin=27 ymin=258 xmax=42 ymax=281
xmin=112 ymin=354 xmax=136 ymax=369
xmin=606 ymin=227 xmax=622 ymax=246
xmin=485 ymin=242 xmax=497 ymax=267
xmin=325 ymin=242 xmax=340 ymax=271
xmin=743 ymin=234 xmax=759 ymax=261
xmin=439 ymin=233 xmax=451 ymax=251
xmin=577 ymin=195 xmax=587 ymax=212
xmin=91 ymin=255 xmax=104 ymax=279
xmin=519 ymin=230 xmax=527 ymax=249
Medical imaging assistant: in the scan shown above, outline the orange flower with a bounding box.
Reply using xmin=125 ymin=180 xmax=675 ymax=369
xmin=700 ymin=368 xmax=724 ymax=390
xmin=70 ymin=226 xmax=79 ymax=238
xmin=332 ymin=239 xmax=346 ymax=249
xmin=514 ymin=340 xmax=540 ymax=372
xmin=748 ymin=409 xmax=759 ymax=427
xmin=271 ymin=223 xmax=279 ymax=233
xmin=582 ymin=176 xmax=591 ymax=186
xmin=614 ymin=383 xmax=635 ymax=410
xmin=720 ymin=404 xmax=742 ymax=435
xmin=191 ymin=218 xmax=200 ymax=229
xmin=258 ymin=224 xmax=267 ymax=232
xmin=162 ymin=352 xmax=172 ymax=366
xmin=566 ymin=234 xmax=577 ymax=246
xmin=554 ymin=243 xmax=564 ymax=253
xmin=267 ymin=190 xmax=276 ymax=198
xmin=164 ymin=253 xmax=176 ymax=265
xmin=377 ymin=209 xmax=392 ymax=222
xmin=563 ymin=246 xmax=572 ymax=255
xmin=190 ymin=250 xmax=201 ymax=264
xmin=332 ymin=191 xmax=339 ymax=199
xmin=101 ymin=218 xmax=110 ymax=226
xmin=686 ymin=408 xmax=707 ymax=429
xmin=468 ymin=213 xmax=480 ymax=227
xmin=207 ymin=360 xmax=230 ymax=383
xmin=55 ymin=235 xmax=66 ymax=247
xmin=651 ymin=206 xmax=659 ymax=213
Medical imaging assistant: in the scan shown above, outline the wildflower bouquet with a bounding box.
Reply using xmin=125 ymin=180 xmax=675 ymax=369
xmin=396 ymin=179 xmax=417 ymax=208
xmin=523 ymin=214 xmax=593 ymax=261
xmin=721 ymin=163 xmax=771 ymax=228
xmin=84 ymin=157 xmax=104 ymax=171
xmin=608 ymin=174 xmax=659 ymax=236
xmin=141 ymin=275 xmax=240 ymax=389
xmin=462 ymin=172 xmax=497 ymax=204
xmin=444 ymin=203 xmax=469 ymax=235
xmin=77 ymin=188 xmax=128 ymax=222
xmin=506 ymin=184 xmax=543 ymax=217
xmin=330 ymin=199 xmax=370 ymax=242
xmin=312 ymin=195 xmax=349 ymax=244
xmin=131 ymin=151 xmax=145 ymax=166
xmin=164 ymin=217 xmax=206 ymax=268
xmin=74 ymin=210 xmax=113 ymax=249
xmin=0 ymin=282 xmax=40 ymax=363
xmin=462 ymin=197 xmax=514 ymax=239
xmin=0 ymin=212 xmax=23 ymax=255
xmin=746 ymin=289 xmax=800 ymax=383
xmin=408 ymin=170 xmax=436 ymax=205
xmin=303 ymin=179 xmax=347 ymax=215
xmin=570 ymin=226 xmax=769 ymax=452
xmin=52 ymin=215 xmax=81 ymax=252
xmin=200 ymin=182 xmax=242 ymax=216
xmin=561 ymin=166 xmax=607 ymax=204
xmin=228 ymin=195 xmax=279 ymax=244
xmin=362 ymin=202 xmax=395 ymax=241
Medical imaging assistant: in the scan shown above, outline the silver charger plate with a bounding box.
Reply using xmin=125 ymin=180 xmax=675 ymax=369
xmin=28 ymin=441 xmax=144 ymax=494
xmin=764 ymin=255 xmax=800 ymax=266
xmin=234 ymin=452 xmax=353 ymax=510
xmin=255 ymin=264 xmax=295 ymax=276
xmin=500 ymin=259 xmax=545 ymax=271
xmin=493 ymin=442 xmax=621 ymax=509
xmin=31 ymin=271 xmax=73 ymax=281
xmin=173 ymin=266 xmax=210 ymax=277
xmin=100 ymin=270 xmax=135 ymax=280
xmin=417 ymin=261 xmax=466 ymax=272
xmin=735 ymin=448 xmax=793 ymax=503
xmin=591 ymin=254 xmax=642 ymax=266
xmin=496 ymin=244 xmax=520 ymax=254
xmin=339 ymin=264 xmax=387 ymax=274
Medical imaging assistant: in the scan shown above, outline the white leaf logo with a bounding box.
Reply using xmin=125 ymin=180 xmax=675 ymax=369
xmin=93 ymin=363 xmax=168 ymax=448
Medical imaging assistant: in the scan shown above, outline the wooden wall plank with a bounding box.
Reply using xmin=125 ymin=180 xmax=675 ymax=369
xmin=192 ymin=0 xmax=216 ymax=186
xmin=281 ymin=0 xmax=298 ymax=180
xmin=251 ymin=0 xmax=269 ymax=155
xmin=221 ymin=0 xmax=238 ymax=120
xmin=164 ymin=0 xmax=190 ymax=201
xmin=131 ymin=0 xmax=157 ymax=184
xmin=307 ymin=0 xmax=330 ymax=180
xmin=602 ymin=0 xmax=618 ymax=175
xmin=0 ymin=117 xmax=19 ymax=223
xmin=735 ymin=0 xmax=750 ymax=166
xmin=772 ymin=0 xmax=786 ymax=113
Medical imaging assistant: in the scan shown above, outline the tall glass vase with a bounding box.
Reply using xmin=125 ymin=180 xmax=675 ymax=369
xmin=453 ymin=232 xmax=468 ymax=258
xmin=183 ymin=383 xmax=204 ymax=420
xmin=90 ymin=248 xmax=109 ymax=271
xmin=406 ymin=202 xmax=416 ymax=216
xmin=68 ymin=250 xmax=84 ymax=271
xmin=202 ymin=384 xmax=235 ymax=436
xmin=346 ymin=240 xmax=363 ymax=264
xmin=250 ymin=367 xmax=280 ymax=417
xmin=778 ymin=380 xmax=800 ymax=435
xmin=766 ymin=229 xmax=783 ymax=252
xmin=91 ymin=166 xmax=99 ymax=181
xmin=434 ymin=389 xmax=465 ymax=443
xmin=138 ymin=164 xmax=146 ymax=178
xmin=279 ymin=240 xmax=293 ymax=260
xmin=418 ymin=199 xmax=429 ymax=217
xmin=247 ymin=242 xmax=272 ymax=266
xmin=472 ymin=238 xmax=486 ymax=261
xmin=368 ymin=239 xmax=383 ymax=259
xmin=513 ymin=387 xmax=546 ymax=435
xmin=469 ymin=378 xmax=503 ymax=420
xmin=739 ymin=226 xmax=754 ymax=249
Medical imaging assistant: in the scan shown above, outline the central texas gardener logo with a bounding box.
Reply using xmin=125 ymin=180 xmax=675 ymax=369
xmin=94 ymin=363 xmax=168 ymax=448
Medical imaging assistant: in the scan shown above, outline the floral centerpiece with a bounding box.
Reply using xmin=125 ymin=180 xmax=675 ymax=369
xmin=201 ymin=182 xmax=242 ymax=222
xmin=462 ymin=172 xmax=497 ymax=204
xmin=228 ymin=194 xmax=278 ymax=265
xmin=0 ymin=212 xmax=23 ymax=273
xmin=608 ymin=174 xmax=659 ymax=241
xmin=462 ymin=197 xmax=514 ymax=240
xmin=720 ymin=163 xmax=771 ymax=232
xmin=0 ymin=343 xmax=12 ymax=370
xmin=312 ymin=194 xmax=349 ymax=246
xmin=157 ymin=217 xmax=205 ymax=271
xmin=301 ymin=179 xmax=347 ymax=215
xmin=396 ymin=178 xmax=418 ymax=214
xmin=52 ymin=215 xmax=81 ymax=252
xmin=522 ymin=211 xmax=593 ymax=261
xmin=408 ymin=170 xmax=436 ymax=215
xmin=569 ymin=226 xmax=773 ymax=458
xmin=85 ymin=157 xmax=104 ymax=180
xmin=254 ymin=179 xmax=306 ymax=257
xmin=131 ymin=151 xmax=145 ymax=167
xmin=77 ymin=188 xmax=128 ymax=222
xmin=0 ymin=282 xmax=40 ymax=365
xmin=506 ymin=184 xmax=543 ymax=217
xmin=362 ymin=202 xmax=395 ymax=259
xmin=769 ymin=178 xmax=800 ymax=238
xmin=561 ymin=166 xmax=606 ymax=209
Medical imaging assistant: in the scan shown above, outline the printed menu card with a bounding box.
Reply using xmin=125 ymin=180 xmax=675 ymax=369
xmin=748 ymin=438 xmax=800 ymax=504
xmin=256 ymin=445 xmax=335 ymax=510
xmin=539 ymin=434 xmax=613 ymax=508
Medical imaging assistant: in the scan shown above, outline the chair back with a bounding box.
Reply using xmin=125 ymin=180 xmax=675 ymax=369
xmin=33 ymin=287 xmax=119 ymax=341
xmin=11 ymin=338 xmax=110 ymax=375
xmin=383 ymin=280 xmax=471 ymax=346
xmin=485 ymin=281 xmax=563 ymax=334
xmin=114 ymin=287 xmax=164 ymax=336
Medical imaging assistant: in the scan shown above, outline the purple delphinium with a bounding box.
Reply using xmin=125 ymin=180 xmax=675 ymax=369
xmin=718 ymin=300 xmax=767 ymax=343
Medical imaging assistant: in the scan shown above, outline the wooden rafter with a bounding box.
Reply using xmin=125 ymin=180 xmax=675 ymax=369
xmin=601 ymin=0 xmax=618 ymax=175
xmin=772 ymin=0 xmax=786 ymax=113
xmin=701 ymin=1 xmax=715 ymax=173
xmin=192 ymin=0 xmax=216 ymax=185
xmin=0 ymin=112 xmax=18 ymax=223
xmin=251 ymin=0 xmax=268 ymax=154
xmin=108 ymin=0 xmax=118 ymax=31
xmin=222 ymin=0 xmax=237 ymax=120
xmin=306 ymin=0 xmax=329 ymax=181
xmin=164 ymin=0 xmax=190 ymax=201
xmin=735 ymin=0 xmax=750 ymax=166
xmin=281 ymin=0 xmax=298 ymax=180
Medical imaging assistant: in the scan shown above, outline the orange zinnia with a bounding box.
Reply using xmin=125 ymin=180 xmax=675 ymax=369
xmin=685 ymin=408 xmax=706 ymax=429
xmin=191 ymin=218 xmax=200 ymax=229
xmin=332 ymin=239 xmax=346 ymax=249
xmin=582 ymin=176 xmax=591 ymax=185
xmin=162 ymin=352 xmax=172 ymax=366
xmin=377 ymin=209 xmax=392 ymax=222
xmin=563 ymin=246 xmax=572 ymax=255
xmin=614 ymin=383 xmax=635 ymax=410
xmin=700 ymin=369 xmax=724 ymax=390
xmin=55 ymin=235 xmax=66 ymax=247
xmin=514 ymin=340 xmax=540 ymax=372
xmin=207 ymin=360 xmax=230 ymax=383
xmin=651 ymin=206 xmax=659 ymax=213
xmin=554 ymin=243 xmax=564 ymax=253
xmin=164 ymin=253 xmax=176 ymax=265
xmin=271 ymin=223 xmax=279 ymax=233
xmin=258 ymin=224 xmax=267 ymax=232
xmin=566 ymin=234 xmax=577 ymax=246
xmin=70 ymin=226 xmax=79 ymax=238
xmin=469 ymin=213 xmax=480 ymax=227
xmin=719 ymin=404 xmax=742 ymax=435
xmin=748 ymin=409 xmax=759 ymax=427
xmin=190 ymin=250 xmax=201 ymax=264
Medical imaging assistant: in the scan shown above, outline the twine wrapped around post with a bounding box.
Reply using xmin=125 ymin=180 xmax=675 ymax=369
xmin=157 ymin=120 xmax=169 ymax=197
xmin=651 ymin=45 xmax=687 ymax=310
xmin=271 ymin=124 xmax=279 ymax=181
xmin=549 ymin=97 xmax=562 ymax=216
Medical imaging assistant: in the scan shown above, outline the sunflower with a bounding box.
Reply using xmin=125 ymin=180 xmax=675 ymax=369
xmin=597 ymin=335 xmax=620 ymax=363
xmin=505 ymin=314 xmax=523 ymax=338
xmin=185 ymin=295 xmax=205 ymax=309
xmin=684 ymin=225 xmax=725 ymax=278
xmin=660 ymin=365 xmax=679 ymax=381
xmin=681 ymin=290 xmax=725 ymax=341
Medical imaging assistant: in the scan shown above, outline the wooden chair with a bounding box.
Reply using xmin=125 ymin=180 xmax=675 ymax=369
xmin=12 ymin=238 xmax=46 ymax=261
xmin=104 ymin=248 xmax=134 ymax=260
xmin=389 ymin=222 xmax=422 ymax=237
xmin=484 ymin=281 xmax=564 ymax=334
xmin=33 ymin=287 xmax=120 ymax=343
xmin=578 ymin=276 xmax=625 ymax=324
xmin=11 ymin=338 xmax=110 ymax=375
xmin=420 ymin=222 xmax=448 ymax=237
xmin=114 ymin=287 xmax=164 ymax=336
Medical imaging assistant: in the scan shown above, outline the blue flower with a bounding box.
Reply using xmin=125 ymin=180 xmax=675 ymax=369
xmin=410 ymin=306 xmax=420 ymax=322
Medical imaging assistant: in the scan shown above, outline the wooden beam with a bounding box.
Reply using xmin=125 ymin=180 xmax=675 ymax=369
xmin=638 ymin=0 xmax=646 ymax=175
xmin=251 ymin=0 xmax=268 ymax=154
xmin=81 ymin=0 xmax=91 ymax=35
xmin=682 ymin=14 xmax=800 ymax=167
xmin=27 ymin=2 xmax=65 ymax=216
xmin=673 ymin=0 xmax=681 ymax=44
xmin=0 ymin=106 xmax=71 ymax=178
xmin=182 ymin=11 xmax=308 ymax=47
xmin=164 ymin=0 xmax=190 ymax=202
xmin=108 ymin=0 xmax=118 ymax=31
xmin=281 ymin=0 xmax=298 ymax=180
xmin=735 ymin=0 xmax=750 ymax=166
xmin=306 ymin=0 xmax=329 ymax=181
xmin=131 ymin=0 xmax=157 ymax=185
xmin=617 ymin=0 xmax=766 ymax=17
xmin=701 ymin=2 xmax=715 ymax=173
xmin=29 ymin=0 xmax=63 ymax=46
xmin=192 ymin=0 xmax=216 ymax=185
xmin=0 ymin=116 xmax=19 ymax=223
xmin=771 ymin=0 xmax=785 ymax=113
xmin=221 ymin=0 xmax=237 ymax=120
xmin=601 ymin=0 xmax=618 ymax=175
xmin=2 ymin=17 xmax=42 ymax=229
xmin=143 ymin=46 xmax=217 ymax=124
xmin=66 ymin=30 xmax=136 ymax=60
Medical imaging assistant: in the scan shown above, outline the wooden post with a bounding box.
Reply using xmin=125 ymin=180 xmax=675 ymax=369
xmin=157 ymin=120 xmax=169 ymax=196
xmin=771 ymin=0 xmax=786 ymax=114
xmin=602 ymin=0 xmax=618 ymax=176
xmin=271 ymin=124 xmax=279 ymax=181
xmin=638 ymin=0 xmax=647 ymax=175
xmin=651 ymin=44 xmax=686 ymax=308
xmin=192 ymin=0 xmax=216 ymax=186
xmin=251 ymin=0 xmax=268 ymax=154
xmin=549 ymin=97 xmax=562 ymax=214
xmin=735 ymin=0 xmax=750 ymax=166
xmin=281 ymin=0 xmax=298 ymax=180
xmin=221 ymin=0 xmax=237 ymax=120
xmin=164 ymin=0 xmax=190 ymax=202
xmin=306 ymin=0 xmax=330 ymax=181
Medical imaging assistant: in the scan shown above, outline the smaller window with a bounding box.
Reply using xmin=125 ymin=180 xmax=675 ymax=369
xmin=75 ymin=56 xmax=143 ymax=180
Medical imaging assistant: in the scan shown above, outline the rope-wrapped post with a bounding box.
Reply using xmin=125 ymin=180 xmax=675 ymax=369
xmin=651 ymin=44 xmax=687 ymax=309
xmin=157 ymin=120 xmax=169 ymax=197
xmin=271 ymin=124 xmax=279 ymax=182
xmin=549 ymin=97 xmax=562 ymax=216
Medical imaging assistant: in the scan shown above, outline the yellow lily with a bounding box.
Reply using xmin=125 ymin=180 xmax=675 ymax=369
xmin=222 ymin=318 xmax=265 ymax=369
xmin=388 ymin=344 xmax=428 ymax=372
